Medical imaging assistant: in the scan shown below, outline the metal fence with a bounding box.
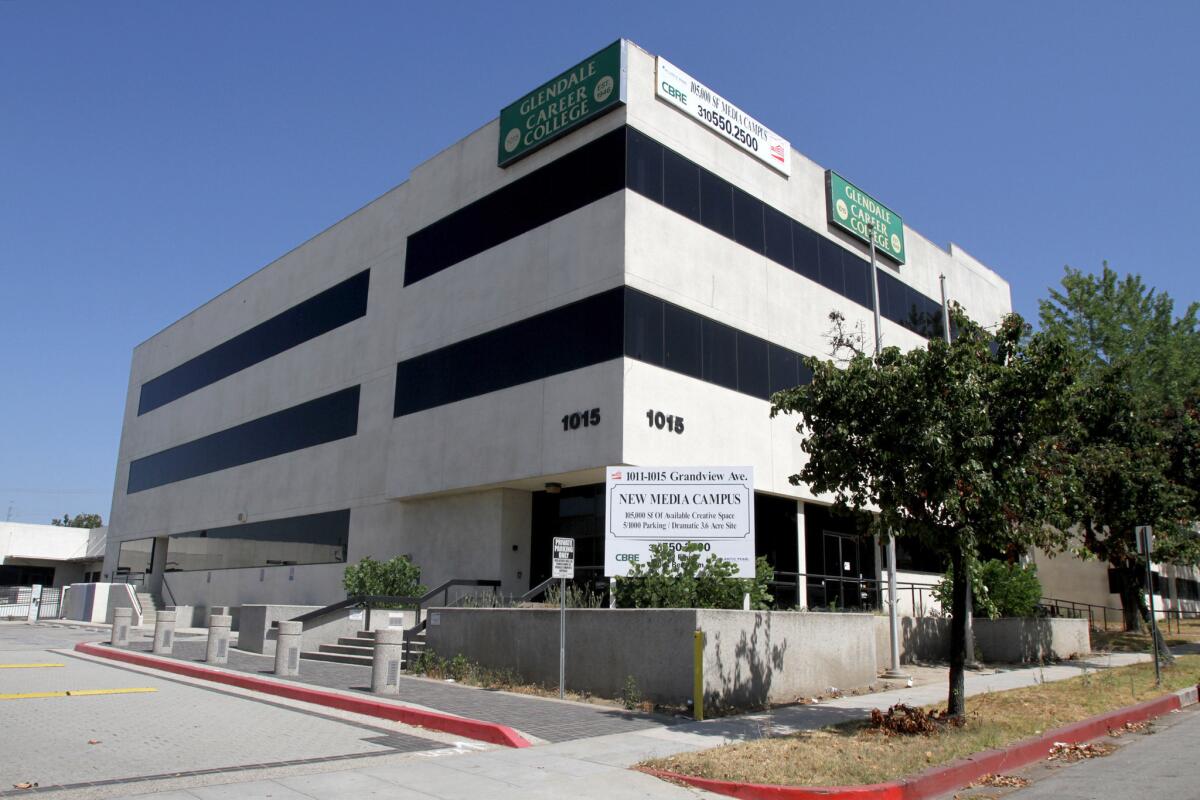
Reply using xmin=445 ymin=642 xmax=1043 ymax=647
xmin=1040 ymin=596 xmax=1200 ymax=633
xmin=0 ymin=586 xmax=32 ymax=619
xmin=37 ymin=587 xmax=62 ymax=619
xmin=0 ymin=585 xmax=63 ymax=620
xmin=768 ymin=571 xmax=941 ymax=614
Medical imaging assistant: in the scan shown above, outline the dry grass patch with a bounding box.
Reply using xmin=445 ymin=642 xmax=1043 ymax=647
xmin=1093 ymin=629 xmax=1197 ymax=653
xmin=643 ymin=656 xmax=1200 ymax=787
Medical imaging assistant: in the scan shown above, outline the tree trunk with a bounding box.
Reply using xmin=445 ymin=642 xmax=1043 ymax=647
xmin=947 ymin=547 xmax=968 ymax=718
xmin=1115 ymin=565 xmax=1146 ymax=633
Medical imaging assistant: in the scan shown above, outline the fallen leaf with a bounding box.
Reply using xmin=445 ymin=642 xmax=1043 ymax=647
xmin=87 ymin=739 xmax=101 ymax=745
xmin=970 ymin=773 xmax=1030 ymax=788
xmin=1047 ymin=742 xmax=1113 ymax=762
xmin=12 ymin=782 xmax=39 ymax=790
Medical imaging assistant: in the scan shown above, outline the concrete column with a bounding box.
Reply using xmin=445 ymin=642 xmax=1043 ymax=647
xmin=153 ymin=609 xmax=176 ymax=655
xmin=26 ymin=584 xmax=43 ymax=622
xmin=206 ymin=614 xmax=232 ymax=665
xmin=274 ymin=620 xmax=303 ymax=676
xmin=371 ymin=628 xmax=405 ymax=694
xmin=795 ymin=502 xmax=808 ymax=610
xmin=111 ymin=607 xmax=132 ymax=647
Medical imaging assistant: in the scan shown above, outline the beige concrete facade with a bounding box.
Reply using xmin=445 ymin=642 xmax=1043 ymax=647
xmin=105 ymin=41 xmax=1014 ymax=610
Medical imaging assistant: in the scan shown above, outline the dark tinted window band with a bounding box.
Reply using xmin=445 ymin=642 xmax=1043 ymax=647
xmin=404 ymin=126 xmax=627 ymax=286
xmin=394 ymin=289 xmax=624 ymax=416
xmin=138 ymin=270 xmax=370 ymax=415
xmin=393 ymin=287 xmax=811 ymax=417
xmin=626 ymin=127 xmax=945 ymax=340
xmin=164 ymin=509 xmax=350 ymax=572
xmin=404 ymin=123 xmax=940 ymax=332
xmin=127 ymin=386 xmax=360 ymax=493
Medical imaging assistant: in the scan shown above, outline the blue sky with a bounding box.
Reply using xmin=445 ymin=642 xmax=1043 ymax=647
xmin=1 ymin=1 xmax=1196 ymax=525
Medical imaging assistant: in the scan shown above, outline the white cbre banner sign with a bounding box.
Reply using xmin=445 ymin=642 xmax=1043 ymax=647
xmin=655 ymin=57 xmax=791 ymax=177
xmin=604 ymin=466 xmax=756 ymax=578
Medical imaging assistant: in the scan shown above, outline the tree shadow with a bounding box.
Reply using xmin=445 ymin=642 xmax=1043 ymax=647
xmin=706 ymin=612 xmax=788 ymax=709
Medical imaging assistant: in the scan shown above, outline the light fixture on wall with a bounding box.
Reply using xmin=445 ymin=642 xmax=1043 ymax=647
xmin=545 ymin=482 xmax=562 ymax=494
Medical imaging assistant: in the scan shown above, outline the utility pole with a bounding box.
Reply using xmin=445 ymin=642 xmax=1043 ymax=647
xmin=872 ymin=222 xmax=906 ymax=681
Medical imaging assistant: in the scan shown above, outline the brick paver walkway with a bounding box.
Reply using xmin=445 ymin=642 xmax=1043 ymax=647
xmin=121 ymin=640 xmax=675 ymax=743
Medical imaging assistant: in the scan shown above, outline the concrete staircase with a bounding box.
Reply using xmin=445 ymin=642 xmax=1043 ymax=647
xmin=136 ymin=592 xmax=163 ymax=626
xmin=300 ymin=628 xmax=426 ymax=669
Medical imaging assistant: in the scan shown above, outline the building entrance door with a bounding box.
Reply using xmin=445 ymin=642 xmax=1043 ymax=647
xmin=820 ymin=531 xmax=874 ymax=610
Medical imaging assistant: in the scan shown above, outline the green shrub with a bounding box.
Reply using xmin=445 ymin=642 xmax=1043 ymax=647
xmin=621 ymin=675 xmax=642 ymax=710
xmin=933 ymin=559 xmax=1042 ymax=618
xmin=613 ymin=543 xmax=774 ymax=609
xmin=342 ymin=555 xmax=427 ymax=607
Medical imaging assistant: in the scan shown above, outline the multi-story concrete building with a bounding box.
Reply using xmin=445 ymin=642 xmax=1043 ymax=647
xmin=104 ymin=41 xmax=1013 ymax=612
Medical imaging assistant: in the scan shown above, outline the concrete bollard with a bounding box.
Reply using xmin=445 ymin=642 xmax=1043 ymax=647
xmin=153 ymin=610 xmax=177 ymax=655
xmin=111 ymin=607 xmax=132 ymax=648
xmin=371 ymin=628 xmax=405 ymax=694
xmin=206 ymin=614 xmax=232 ymax=664
xmin=274 ymin=620 xmax=303 ymax=676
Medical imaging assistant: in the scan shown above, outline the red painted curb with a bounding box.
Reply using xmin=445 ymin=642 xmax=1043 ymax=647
xmin=642 ymin=685 xmax=1199 ymax=800
xmin=75 ymin=642 xmax=531 ymax=748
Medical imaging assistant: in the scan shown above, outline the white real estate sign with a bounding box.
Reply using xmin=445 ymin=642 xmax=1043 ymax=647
xmin=655 ymin=56 xmax=791 ymax=176
xmin=604 ymin=466 xmax=755 ymax=578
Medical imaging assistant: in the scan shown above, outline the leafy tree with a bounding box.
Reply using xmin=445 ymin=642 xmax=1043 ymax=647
xmin=342 ymin=555 xmax=426 ymax=607
xmin=614 ymin=543 xmax=773 ymax=610
xmin=933 ymin=559 xmax=1043 ymax=619
xmin=1039 ymin=266 xmax=1200 ymax=634
xmin=50 ymin=513 xmax=103 ymax=528
xmin=772 ymin=308 xmax=1075 ymax=717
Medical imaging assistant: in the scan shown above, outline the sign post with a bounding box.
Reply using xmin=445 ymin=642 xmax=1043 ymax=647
xmin=1136 ymin=524 xmax=1161 ymax=686
xmin=552 ymin=536 xmax=575 ymax=699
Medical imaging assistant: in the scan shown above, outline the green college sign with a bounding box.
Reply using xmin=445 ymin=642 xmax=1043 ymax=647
xmin=826 ymin=171 xmax=906 ymax=264
xmin=498 ymin=40 xmax=626 ymax=167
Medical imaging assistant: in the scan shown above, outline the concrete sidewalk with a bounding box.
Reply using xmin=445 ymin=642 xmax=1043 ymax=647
xmin=106 ymin=652 xmax=1152 ymax=800
xmin=114 ymin=638 xmax=676 ymax=744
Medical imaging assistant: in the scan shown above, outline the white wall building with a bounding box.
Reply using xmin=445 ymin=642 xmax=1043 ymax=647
xmin=1 ymin=522 xmax=105 ymax=587
xmin=104 ymin=41 xmax=1015 ymax=613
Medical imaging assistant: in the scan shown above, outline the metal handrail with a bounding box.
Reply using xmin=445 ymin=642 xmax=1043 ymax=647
xmin=161 ymin=575 xmax=177 ymax=608
xmin=285 ymin=578 xmax=501 ymax=628
xmin=1040 ymin=595 xmax=1200 ymax=634
xmin=768 ymin=570 xmax=940 ymax=614
xmin=521 ymin=577 xmax=557 ymax=603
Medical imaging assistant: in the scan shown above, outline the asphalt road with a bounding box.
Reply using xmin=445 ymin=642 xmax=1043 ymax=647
xmin=1002 ymin=704 xmax=1200 ymax=800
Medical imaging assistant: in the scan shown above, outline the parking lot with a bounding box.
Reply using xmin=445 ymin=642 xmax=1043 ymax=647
xmin=0 ymin=623 xmax=473 ymax=797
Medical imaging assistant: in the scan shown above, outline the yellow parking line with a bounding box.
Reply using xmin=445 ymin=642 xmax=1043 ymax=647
xmin=0 ymin=663 xmax=65 ymax=669
xmin=0 ymin=688 xmax=157 ymax=700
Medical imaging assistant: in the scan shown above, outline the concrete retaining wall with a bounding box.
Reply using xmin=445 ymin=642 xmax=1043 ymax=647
xmin=238 ymin=605 xmax=322 ymax=654
xmin=425 ymin=608 xmax=878 ymax=706
xmin=426 ymin=608 xmax=697 ymax=702
xmin=973 ymin=617 xmax=1090 ymax=662
xmin=873 ymin=616 xmax=1091 ymax=668
xmin=699 ymin=610 xmax=877 ymax=707
xmin=238 ymin=604 xmax=418 ymax=654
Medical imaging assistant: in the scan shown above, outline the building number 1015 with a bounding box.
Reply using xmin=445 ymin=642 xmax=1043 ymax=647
xmin=646 ymin=409 xmax=684 ymax=434
xmin=561 ymin=408 xmax=600 ymax=430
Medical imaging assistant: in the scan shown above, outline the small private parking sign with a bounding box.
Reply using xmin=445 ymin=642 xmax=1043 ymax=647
xmin=552 ymin=537 xmax=575 ymax=579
